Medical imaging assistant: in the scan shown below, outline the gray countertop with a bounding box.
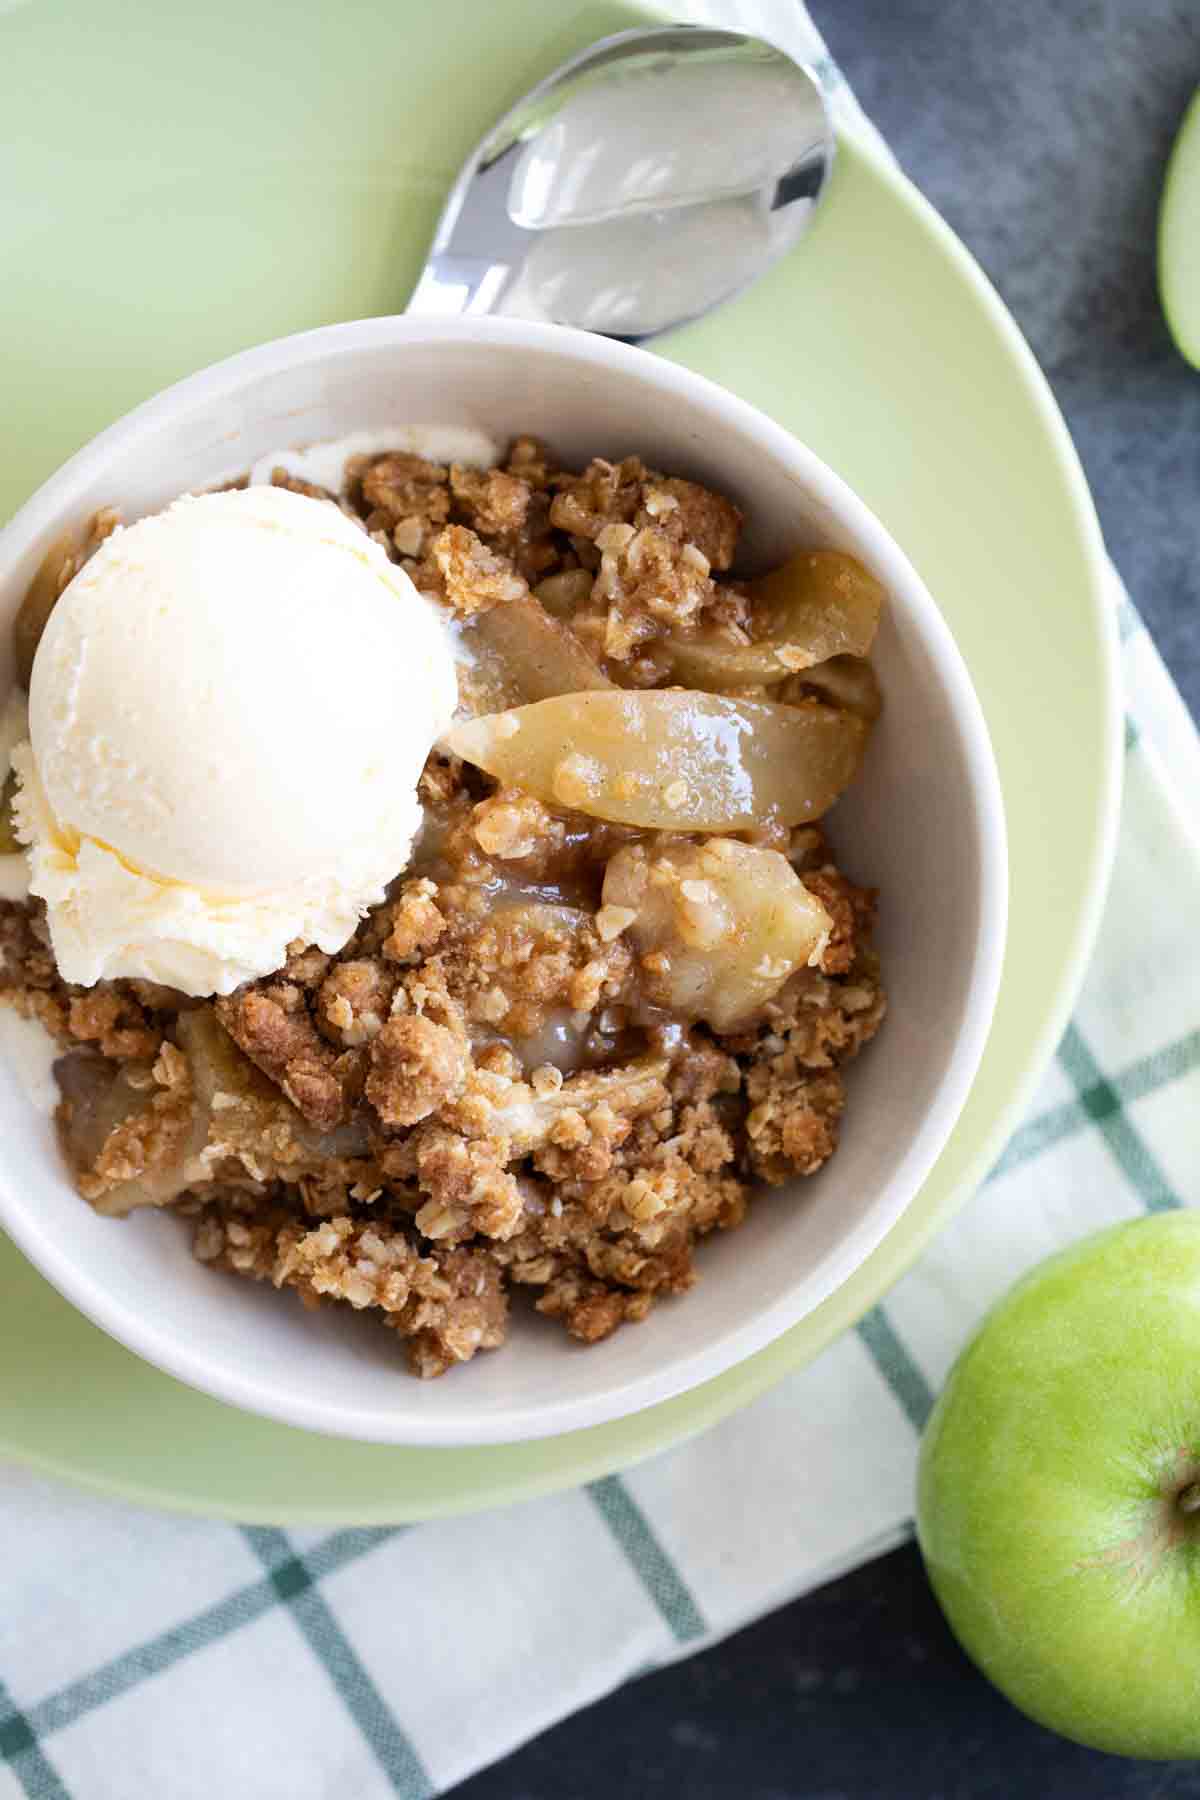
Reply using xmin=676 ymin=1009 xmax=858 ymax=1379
xmin=830 ymin=0 xmax=1200 ymax=714
xmin=453 ymin=4 xmax=1200 ymax=1794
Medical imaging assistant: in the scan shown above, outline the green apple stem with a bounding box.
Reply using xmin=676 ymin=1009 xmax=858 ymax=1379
xmin=1178 ymin=1482 xmax=1200 ymax=1515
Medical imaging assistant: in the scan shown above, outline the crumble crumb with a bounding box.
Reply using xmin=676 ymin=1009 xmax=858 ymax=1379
xmin=215 ymin=982 xmax=349 ymax=1131
xmin=636 ymin=477 xmax=742 ymax=571
xmin=195 ymin=1200 xmax=508 ymax=1378
xmin=450 ymin=464 xmax=532 ymax=537
xmin=431 ymin=525 xmax=528 ymax=616
xmin=317 ymin=960 xmax=395 ymax=1047
xmin=367 ymin=1015 xmax=469 ymax=1127
xmin=360 ymin=452 xmax=451 ymax=530
xmin=550 ymin=458 xmax=646 ymax=540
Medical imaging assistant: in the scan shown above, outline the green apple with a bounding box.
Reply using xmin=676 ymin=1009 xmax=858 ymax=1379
xmin=1160 ymin=85 xmax=1200 ymax=369
xmin=918 ymin=1211 xmax=1200 ymax=1759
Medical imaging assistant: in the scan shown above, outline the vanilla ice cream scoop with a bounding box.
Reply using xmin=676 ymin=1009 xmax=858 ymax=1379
xmin=12 ymin=485 xmax=457 ymax=995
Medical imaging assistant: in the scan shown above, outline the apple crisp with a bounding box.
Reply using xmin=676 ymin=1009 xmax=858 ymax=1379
xmin=0 ymin=439 xmax=886 ymax=1378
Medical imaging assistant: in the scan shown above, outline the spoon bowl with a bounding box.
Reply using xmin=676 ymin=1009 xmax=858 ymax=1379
xmin=407 ymin=24 xmax=835 ymax=342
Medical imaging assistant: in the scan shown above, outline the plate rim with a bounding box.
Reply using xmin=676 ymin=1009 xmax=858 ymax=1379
xmin=0 ymin=131 xmax=1121 ymax=1521
xmin=0 ymin=309 xmax=1008 ymax=1448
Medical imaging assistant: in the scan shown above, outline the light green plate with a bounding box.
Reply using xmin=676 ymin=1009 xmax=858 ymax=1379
xmin=0 ymin=2 xmax=1117 ymax=1522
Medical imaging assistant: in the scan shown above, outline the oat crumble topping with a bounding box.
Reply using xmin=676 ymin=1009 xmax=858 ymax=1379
xmin=0 ymin=440 xmax=886 ymax=1378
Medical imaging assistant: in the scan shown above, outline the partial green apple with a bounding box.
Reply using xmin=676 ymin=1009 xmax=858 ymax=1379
xmin=1160 ymin=86 xmax=1200 ymax=369
xmin=918 ymin=1211 xmax=1200 ymax=1759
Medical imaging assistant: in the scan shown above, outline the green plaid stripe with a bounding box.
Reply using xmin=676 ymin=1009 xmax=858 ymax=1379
xmin=987 ymin=1092 xmax=1089 ymax=1182
xmin=1056 ymin=1024 xmax=1182 ymax=1212
xmin=0 ymin=1679 xmax=70 ymax=1800
xmin=0 ymin=1525 xmax=418 ymax=1797
xmin=854 ymin=1308 xmax=935 ymax=1431
xmin=853 ymin=1014 xmax=1199 ymax=1430
xmin=1122 ymin=1028 xmax=1200 ymax=1096
xmin=25 ymin=1527 xmax=402 ymax=1740
xmin=303 ymin=1526 xmax=400 ymax=1576
xmin=989 ymin=1026 xmax=1200 ymax=1184
xmin=587 ymin=1476 xmax=707 ymax=1643
xmin=30 ymin=1570 xmax=279 ymax=1735
xmin=0 ymin=1476 xmax=709 ymax=1787
xmin=242 ymin=1528 xmax=431 ymax=1799
xmin=0 ymin=1480 xmax=705 ymax=1796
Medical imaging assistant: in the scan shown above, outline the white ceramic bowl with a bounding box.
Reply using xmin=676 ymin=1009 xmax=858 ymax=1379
xmin=0 ymin=316 xmax=1006 ymax=1445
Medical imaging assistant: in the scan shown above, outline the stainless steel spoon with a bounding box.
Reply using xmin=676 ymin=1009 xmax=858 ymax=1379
xmin=407 ymin=24 xmax=834 ymax=344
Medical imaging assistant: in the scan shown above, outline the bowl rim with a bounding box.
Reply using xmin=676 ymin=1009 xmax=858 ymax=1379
xmin=0 ymin=313 xmax=1008 ymax=1445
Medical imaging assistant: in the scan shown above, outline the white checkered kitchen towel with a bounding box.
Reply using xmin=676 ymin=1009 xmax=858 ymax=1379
xmin=1 ymin=14 xmax=1195 ymax=1800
